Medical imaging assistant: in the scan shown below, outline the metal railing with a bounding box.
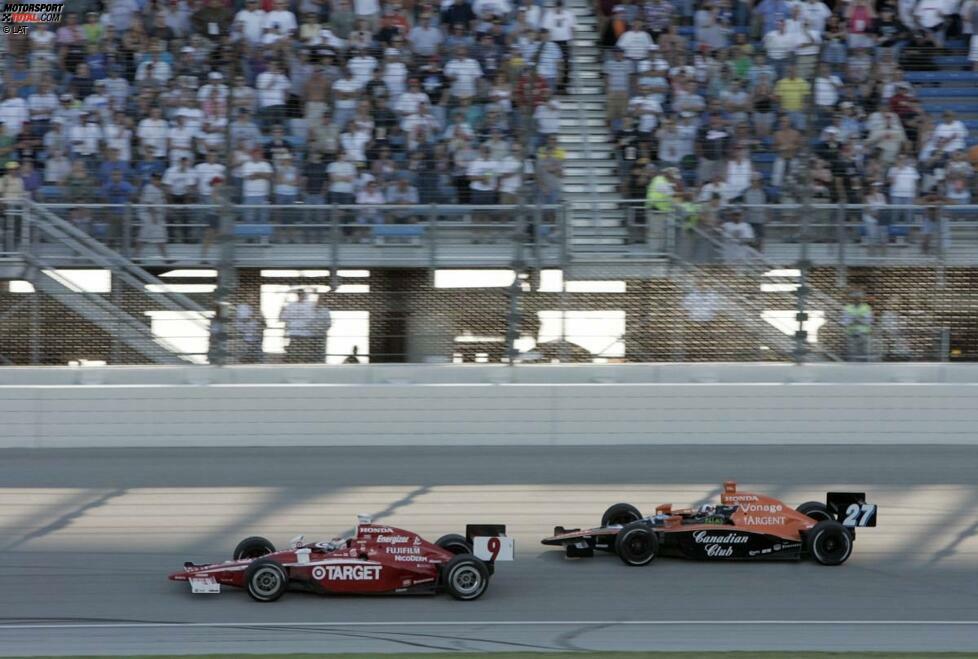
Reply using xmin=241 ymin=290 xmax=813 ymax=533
xmin=6 ymin=202 xmax=568 ymax=269
xmin=620 ymin=200 xmax=978 ymax=270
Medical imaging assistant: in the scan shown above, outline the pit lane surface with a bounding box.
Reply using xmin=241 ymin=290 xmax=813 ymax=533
xmin=0 ymin=445 xmax=976 ymax=656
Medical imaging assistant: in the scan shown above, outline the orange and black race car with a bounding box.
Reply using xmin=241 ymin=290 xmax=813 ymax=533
xmin=541 ymin=481 xmax=876 ymax=567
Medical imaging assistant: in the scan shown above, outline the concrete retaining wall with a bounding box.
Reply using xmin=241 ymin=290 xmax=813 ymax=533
xmin=2 ymin=364 xmax=976 ymax=448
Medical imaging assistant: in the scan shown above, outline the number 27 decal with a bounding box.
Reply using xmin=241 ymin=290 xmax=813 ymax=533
xmin=843 ymin=503 xmax=877 ymax=527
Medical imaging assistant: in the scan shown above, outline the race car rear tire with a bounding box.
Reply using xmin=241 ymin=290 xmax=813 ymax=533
xmin=796 ymin=501 xmax=832 ymax=522
xmin=614 ymin=522 xmax=658 ymax=566
xmin=807 ymin=520 xmax=853 ymax=566
xmin=442 ymin=554 xmax=490 ymax=601
xmin=435 ymin=534 xmax=472 ymax=555
xmin=244 ymin=559 xmax=288 ymax=602
xmin=233 ymin=536 xmax=276 ymax=560
xmin=601 ymin=503 xmax=643 ymax=527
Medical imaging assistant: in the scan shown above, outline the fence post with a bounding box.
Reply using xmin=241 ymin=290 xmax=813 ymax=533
xmin=330 ymin=204 xmax=339 ymax=290
xmin=122 ymin=203 xmax=133 ymax=258
xmin=835 ymin=204 xmax=847 ymax=288
xmin=427 ymin=203 xmax=437 ymax=272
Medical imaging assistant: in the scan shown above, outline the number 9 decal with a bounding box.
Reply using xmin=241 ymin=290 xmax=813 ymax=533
xmin=473 ymin=536 xmax=515 ymax=561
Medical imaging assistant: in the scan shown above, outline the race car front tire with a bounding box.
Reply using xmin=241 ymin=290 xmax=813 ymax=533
xmin=601 ymin=503 xmax=643 ymax=527
xmin=614 ymin=522 xmax=658 ymax=566
xmin=807 ymin=520 xmax=853 ymax=566
xmin=435 ymin=533 xmax=472 ymax=555
xmin=796 ymin=501 xmax=832 ymax=522
xmin=442 ymin=555 xmax=490 ymax=601
xmin=233 ymin=536 xmax=276 ymax=560
xmin=245 ymin=559 xmax=288 ymax=602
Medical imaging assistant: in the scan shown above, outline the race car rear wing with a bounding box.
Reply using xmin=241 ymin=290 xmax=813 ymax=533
xmin=827 ymin=492 xmax=878 ymax=527
xmin=466 ymin=524 xmax=514 ymax=561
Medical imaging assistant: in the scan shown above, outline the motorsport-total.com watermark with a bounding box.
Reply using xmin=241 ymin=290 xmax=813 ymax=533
xmin=0 ymin=2 xmax=64 ymax=34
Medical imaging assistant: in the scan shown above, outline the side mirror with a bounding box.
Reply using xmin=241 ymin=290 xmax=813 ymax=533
xmin=289 ymin=534 xmax=304 ymax=549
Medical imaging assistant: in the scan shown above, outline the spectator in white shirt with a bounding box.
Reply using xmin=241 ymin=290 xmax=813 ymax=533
xmin=617 ymin=19 xmax=654 ymax=61
xmin=234 ymin=0 xmax=266 ymax=43
xmin=194 ymin=150 xmax=227 ymax=199
xmin=263 ymin=0 xmax=298 ymax=35
xmin=240 ymin=147 xmax=274 ymax=224
xmin=408 ymin=14 xmax=443 ymax=56
xmin=533 ymin=98 xmax=561 ymax=142
xmin=68 ymin=111 xmax=102 ymax=159
xmin=725 ymin=148 xmax=754 ymax=201
xmin=801 ymin=0 xmax=832 ymax=33
xmin=813 ymin=63 xmax=842 ymax=113
xmin=497 ymin=142 xmax=525 ymax=204
xmin=933 ymin=110 xmax=968 ymax=153
xmin=255 ymin=60 xmax=291 ymax=128
xmin=280 ymin=289 xmax=318 ymax=363
xmin=763 ymin=20 xmax=797 ymax=76
xmin=888 ymin=154 xmax=920 ymax=225
xmin=167 ymin=114 xmax=195 ymax=164
xmin=541 ymin=0 xmax=575 ymax=92
xmin=327 ymin=151 xmax=357 ymax=204
xmin=135 ymin=52 xmax=172 ymax=84
xmin=332 ymin=68 xmax=363 ymax=132
xmin=162 ymin=156 xmax=198 ymax=242
xmin=467 ymin=145 xmax=500 ymax=205
xmin=721 ymin=209 xmax=756 ymax=264
xmin=0 ymin=89 xmax=28 ymax=138
xmin=444 ymin=46 xmax=484 ymax=100
xmin=137 ymin=106 xmax=168 ymax=159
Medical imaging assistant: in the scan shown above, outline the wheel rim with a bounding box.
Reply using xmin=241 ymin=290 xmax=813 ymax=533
xmin=251 ymin=566 xmax=282 ymax=597
xmin=815 ymin=530 xmax=851 ymax=563
xmin=450 ymin=565 xmax=483 ymax=597
xmin=622 ymin=529 xmax=654 ymax=563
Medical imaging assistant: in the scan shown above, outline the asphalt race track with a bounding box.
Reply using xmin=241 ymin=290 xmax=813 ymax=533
xmin=1 ymin=445 xmax=977 ymax=656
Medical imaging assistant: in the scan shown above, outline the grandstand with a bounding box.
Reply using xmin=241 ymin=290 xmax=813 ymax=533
xmin=0 ymin=0 xmax=976 ymax=365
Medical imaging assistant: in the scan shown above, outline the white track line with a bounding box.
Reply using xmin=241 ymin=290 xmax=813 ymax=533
xmin=0 ymin=620 xmax=976 ymax=631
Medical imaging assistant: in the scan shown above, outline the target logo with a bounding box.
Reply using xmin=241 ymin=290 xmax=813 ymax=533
xmin=311 ymin=566 xmax=326 ymax=580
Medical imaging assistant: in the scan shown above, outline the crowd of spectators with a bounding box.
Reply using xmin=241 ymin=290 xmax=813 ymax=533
xmin=0 ymin=0 xmax=580 ymax=249
xmin=603 ymin=0 xmax=978 ymax=256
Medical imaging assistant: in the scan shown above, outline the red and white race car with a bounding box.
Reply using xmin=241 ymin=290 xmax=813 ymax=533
xmin=169 ymin=517 xmax=514 ymax=601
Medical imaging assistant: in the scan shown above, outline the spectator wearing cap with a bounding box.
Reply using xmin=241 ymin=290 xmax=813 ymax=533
xmin=720 ymin=208 xmax=755 ymax=264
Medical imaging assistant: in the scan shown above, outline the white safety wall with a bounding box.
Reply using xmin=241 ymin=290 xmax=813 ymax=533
xmin=1 ymin=364 xmax=977 ymax=448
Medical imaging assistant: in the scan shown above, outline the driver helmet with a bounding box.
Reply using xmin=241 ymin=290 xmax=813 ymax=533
xmin=699 ymin=504 xmax=716 ymax=515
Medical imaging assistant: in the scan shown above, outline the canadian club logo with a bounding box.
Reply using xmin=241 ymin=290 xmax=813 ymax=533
xmin=692 ymin=530 xmax=748 ymax=557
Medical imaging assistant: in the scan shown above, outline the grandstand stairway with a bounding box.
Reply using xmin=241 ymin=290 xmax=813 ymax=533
xmin=560 ymin=0 xmax=631 ymax=255
xmin=6 ymin=203 xmax=210 ymax=364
